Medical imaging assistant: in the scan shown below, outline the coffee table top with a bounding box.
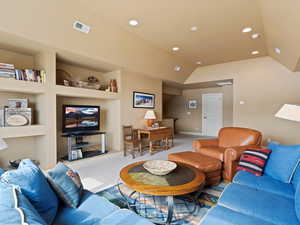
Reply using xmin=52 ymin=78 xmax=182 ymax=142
xmin=120 ymin=161 xmax=205 ymax=196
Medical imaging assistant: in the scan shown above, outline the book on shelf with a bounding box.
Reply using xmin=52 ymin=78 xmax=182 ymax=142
xmin=0 ymin=68 xmax=16 ymax=79
xmin=15 ymin=69 xmax=46 ymax=84
xmin=0 ymin=62 xmax=46 ymax=84
xmin=0 ymin=63 xmax=14 ymax=70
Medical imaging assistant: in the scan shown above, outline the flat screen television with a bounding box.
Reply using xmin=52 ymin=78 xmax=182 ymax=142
xmin=62 ymin=105 xmax=100 ymax=133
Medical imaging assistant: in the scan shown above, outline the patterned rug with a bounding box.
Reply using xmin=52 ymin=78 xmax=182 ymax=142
xmin=97 ymin=182 xmax=226 ymax=225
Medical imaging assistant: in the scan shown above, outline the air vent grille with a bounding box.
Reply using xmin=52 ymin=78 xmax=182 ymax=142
xmin=73 ymin=21 xmax=90 ymax=34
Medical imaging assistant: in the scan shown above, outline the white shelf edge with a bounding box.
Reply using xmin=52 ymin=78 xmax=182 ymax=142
xmin=55 ymin=85 xmax=120 ymax=100
xmin=0 ymin=125 xmax=47 ymax=138
xmin=0 ymin=78 xmax=45 ymax=94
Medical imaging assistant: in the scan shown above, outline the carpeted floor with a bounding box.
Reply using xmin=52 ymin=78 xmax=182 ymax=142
xmin=97 ymin=182 xmax=226 ymax=225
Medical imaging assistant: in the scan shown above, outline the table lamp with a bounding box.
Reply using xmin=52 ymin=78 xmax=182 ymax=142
xmin=144 ymin=110 xmax=156 ymax=128
xmin=0 ymin=137 xmax=7 ymax=151
xmin=275 ymin=104 xmax=300 ymax=122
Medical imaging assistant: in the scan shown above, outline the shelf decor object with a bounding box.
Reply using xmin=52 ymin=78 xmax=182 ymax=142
xmin=143 ymin=160 xmax=177 ymax=176
xmin=133 ymin=92 xmax=155 ymax=109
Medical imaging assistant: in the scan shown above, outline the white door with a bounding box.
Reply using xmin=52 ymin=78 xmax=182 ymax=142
xmin=202 ymin=93 xmax=223 ymax=137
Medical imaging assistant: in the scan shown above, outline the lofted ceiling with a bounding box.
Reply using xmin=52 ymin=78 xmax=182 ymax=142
xmin=80 ymin=0 xmax=267 ymax=68
xmin=79 ymin=0 xmax=300 ymax=75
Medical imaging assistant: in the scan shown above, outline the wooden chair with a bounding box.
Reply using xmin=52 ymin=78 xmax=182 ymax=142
xmin=123 ymin=125 xmax=142 ymax=158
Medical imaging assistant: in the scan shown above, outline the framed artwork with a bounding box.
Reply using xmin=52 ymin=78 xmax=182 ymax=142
xmin=133 ymin=92 xmax=155 ymax=109
xmin=188 ymin=100 xmax=197 ymax=109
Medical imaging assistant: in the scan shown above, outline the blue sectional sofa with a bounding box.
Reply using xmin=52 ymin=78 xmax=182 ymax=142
xmin=200 ymin=169 xmax=300 ymax=225
xmin=53 ymin=190 xmax=154 ymax=225
xmin=0 ymin=165 xmax=154 ymax=225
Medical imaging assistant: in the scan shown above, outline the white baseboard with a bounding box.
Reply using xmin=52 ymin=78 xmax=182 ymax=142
xmin=178 ymin=131 xmax=203 ymax=136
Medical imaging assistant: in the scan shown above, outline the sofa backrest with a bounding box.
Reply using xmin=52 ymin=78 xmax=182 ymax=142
xmin=218 ymin=127 xmax=262 ymax=148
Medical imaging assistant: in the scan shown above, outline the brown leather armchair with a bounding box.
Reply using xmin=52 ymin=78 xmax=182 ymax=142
xmin=193 ymin=127 xmax=262 ymax=181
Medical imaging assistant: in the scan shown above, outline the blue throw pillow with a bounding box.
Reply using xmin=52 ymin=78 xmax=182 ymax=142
xmin=295 ymin=183 xmax=300 ymax=221
xmin=265 ymin=142 xmax=300 ymax=183
xmin=48 ymin=163 xmax=83 ymax=208
xmin=0 ymin=182 xmax=47 ymax=225
xmin=0 ymin=159 xmax=58 ymax=224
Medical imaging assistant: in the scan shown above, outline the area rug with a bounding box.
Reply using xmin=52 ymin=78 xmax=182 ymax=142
xmin=97 ymin=182 xmax=226 ymax=225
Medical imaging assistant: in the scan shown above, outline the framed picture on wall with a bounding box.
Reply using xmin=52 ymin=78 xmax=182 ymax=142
xmin=188 ymin=100 xmax=197 ymax=109
xmin=133 ymin=92 xmax=155 ymax=109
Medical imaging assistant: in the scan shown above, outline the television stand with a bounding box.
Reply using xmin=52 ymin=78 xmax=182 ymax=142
xmin=61 ymin=131 xmax=107 ymax=161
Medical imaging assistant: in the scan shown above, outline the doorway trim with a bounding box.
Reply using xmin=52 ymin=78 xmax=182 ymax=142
xmin=202 ymin=93 xmax=224 ymax=136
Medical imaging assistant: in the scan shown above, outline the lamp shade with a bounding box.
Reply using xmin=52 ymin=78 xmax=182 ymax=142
xmin=0 ymin=137 xmax=7 ymax=151
xmin=144 ymin=110 xmax=156 ymax=120
xmin=275 ymin=104 xmax=300 ymax=122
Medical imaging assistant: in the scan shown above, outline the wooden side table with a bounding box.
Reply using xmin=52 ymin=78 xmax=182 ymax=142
xmin=137 ymin=127 xmax=172 ymax=155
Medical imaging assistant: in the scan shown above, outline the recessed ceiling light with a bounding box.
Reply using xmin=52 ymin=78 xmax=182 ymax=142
xmin=196 ymin=61 xmax=203 ymax=65
xmin=172 ymin=46 xmax=180 ymax=51
xmin=251 ymin=50 xmax=259 ymax=55
xmin=190 ymin=26 xmax=198 ymax=31
xmin=251 ymin=33 xmax=260 ymax=39
xmin=274 ymin=48 xmax=281 ymax=55
xmin=129 ymin=19 xmax=139 ymax=26
xmin=174 ymin=66 xmax=182 ymax=71
xmin=242 ymin=27 xmax=252 ymax=33
xmin=216 ymin=81 xmax=233 ymax=87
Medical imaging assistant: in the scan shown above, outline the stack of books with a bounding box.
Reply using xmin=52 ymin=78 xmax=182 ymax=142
xmin=0 ymin=62 xmax=46 ymax=84
xmin=15 ymin=69 xmax=46 ymax=84
xmin=0 ymin=63 xmax=15 ymax=79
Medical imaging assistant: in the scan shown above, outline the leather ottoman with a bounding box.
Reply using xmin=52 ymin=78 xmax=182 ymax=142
xmin=168 ymin=152 xmax=222 ymax=186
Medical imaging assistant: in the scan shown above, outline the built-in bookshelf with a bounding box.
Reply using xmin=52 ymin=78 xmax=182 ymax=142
xmin=55 ymin=85 xmax=119 ymax=100
xmin=0 ymin=125 xmax=47 ymax=138
xmin=0 ymin=78 xmax=45 ymax=94
xmin=0 ymin=40 xmax=122 ymax=170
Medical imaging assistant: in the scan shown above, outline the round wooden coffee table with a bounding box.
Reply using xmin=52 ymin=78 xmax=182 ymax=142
xmin=119 ymin=161 xmax=205 ymax=224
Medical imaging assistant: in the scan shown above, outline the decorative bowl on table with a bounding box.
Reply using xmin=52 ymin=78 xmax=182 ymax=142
xmin=143 ymin=160 xmax=177 ymax=176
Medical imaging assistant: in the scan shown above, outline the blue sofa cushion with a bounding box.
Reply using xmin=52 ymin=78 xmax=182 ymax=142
xmin=53 ymin=190 xmax=119 ymax=225
xmin=1 ymin=159 xmax=59 ymax=224
xmin=233 ymin=171 xmax=294 ymax=199
xmin=48 ymin=163 xmax=83 ymax=208
xmin=265 ymin=142 xmax=300 ymax=183
xmin=218 ymin=184 xmax=300 ymax=225
xmin=293 ymin=163 xmax=300 ymax=190
xmin=0 ymin=182 xmax=47 ymax=225
xmin=200 ymin=205 xmax=276 ymax=225
xmin=101 ymin=209 xmax=155 ymax=225
xmin=296 ymin=183 xmax=300 ymax=221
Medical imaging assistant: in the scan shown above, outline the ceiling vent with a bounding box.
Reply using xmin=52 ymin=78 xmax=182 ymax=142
xmin=73 ymin=21 xmax=90 ymax=34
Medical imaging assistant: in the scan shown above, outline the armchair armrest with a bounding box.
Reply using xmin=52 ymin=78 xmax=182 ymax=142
xmin=223 ymin=145 xmax=262 ymax=181
xmin=192 ymin=138 xmax=219 ymax=151
xmin=224 ymin=145 xmax=261 ymax=161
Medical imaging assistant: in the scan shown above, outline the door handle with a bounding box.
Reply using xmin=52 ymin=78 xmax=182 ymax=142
xmin=204 ymin=116 xmax=207 ymax=119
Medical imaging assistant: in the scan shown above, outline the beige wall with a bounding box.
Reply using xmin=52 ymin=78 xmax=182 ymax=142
xmin=165 ymin=86 xmax=233 ymax=134
xmin=121 ymin=71 xmax=163 ymax=129
xmin=185 ymin=56 xmax=300 ymax=144
xmin=163 ymin=85 xmax=183 ymax=96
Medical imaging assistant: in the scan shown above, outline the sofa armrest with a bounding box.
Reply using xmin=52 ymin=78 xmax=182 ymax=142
xmin=224 ymin=145 xmax=261 ymax=161
xmin=223 ymin=145 xmax=262 ymax=181
xmin=192 ymin=139 xmax=219 ymax=150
